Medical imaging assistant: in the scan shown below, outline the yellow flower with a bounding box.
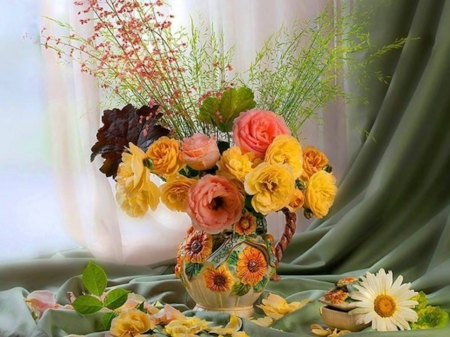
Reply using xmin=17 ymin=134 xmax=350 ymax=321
xmin=304 ymin=171 xmax=337 ymax=218
xmin=116 ymin=143 xmax=148 ymax=195
xmin=110 ymin=309 xmax=155 ymax=337
xmin=115 ymin=178 xmax=161 ymax=217
xmin=257 ymin=293 xmax=310 ymax=320
xmin=287 ymin=188 xmax=305 ymax=212
xmin=209 ymin=314 xmax=241 ymax=335
xmin=115 ymin=142 xmax=161 ymax=217
xmin=265 ymin=134 xmax=303 ymax=178
xmin=164 ymin=316 xmax=210 ymax=336
xmin=236 ymin=246 xmax=267 ymax=286
xmin=249 ymin=316 xmax=273 ymax=327
xmin=146 ymin=136 xmax=185 ymax=176
xmin=244 ymin=163 xmax=295 ymax=215
xmin=216 ymin=146 xmax=261 ymax=183
xmin=160 ymin=176 xmax=196 ymax=212
xmin=230 ymin=333 xmax=250 ymax=337
xmin=301 ymin=146 xmax=329 ymax=181
xmin=311 ymin=324 xmax=352 ymax=336
xmin=204 ymin=265 xmax=234 ymax=292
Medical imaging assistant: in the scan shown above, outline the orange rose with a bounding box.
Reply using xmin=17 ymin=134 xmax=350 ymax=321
xmin=182 ymin=133 xmax=220 ymax=170
xmin=301 ymin=146 xmax=329 ymax=181
xmin=146 ymin=136 xmax=184 ymax=176
xmin=287 ymin=189 xmax=305 ymax=212
xmin=186 ymin=175 xmax=244 ymax=233
xmin=233 ymin=110 xmax=291 ymax=158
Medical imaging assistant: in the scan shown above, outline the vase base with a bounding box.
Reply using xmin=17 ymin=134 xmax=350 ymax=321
xmin=193 ymin=303 xmax=255 ymax=318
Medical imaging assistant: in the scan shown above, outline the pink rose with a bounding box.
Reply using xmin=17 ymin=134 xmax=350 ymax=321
xmin=182 ymin=133 xmax=220 ymax=170
xmin=187 ymin=175 xmax=244 ymax=233
xmin=233 ymin=109 xmax=291 ymax=158
xmin=26 ymin=290 xmax=57 ymax=315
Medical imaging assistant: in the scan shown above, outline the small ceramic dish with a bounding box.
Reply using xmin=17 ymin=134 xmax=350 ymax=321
xmin=318 ymin=296 xmax=358 ymax=312
xmin=321 ymin=306 xmax=370 ymax=332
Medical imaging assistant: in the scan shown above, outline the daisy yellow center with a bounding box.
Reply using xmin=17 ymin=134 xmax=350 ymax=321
xmin=374 ymin=294 xmax=397 ymax=317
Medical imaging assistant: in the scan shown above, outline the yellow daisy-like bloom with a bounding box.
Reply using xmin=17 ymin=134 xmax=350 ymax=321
xmin=287 ymin=188 xmax=305 ymax=212
xmin=257 ymin=293 xmax=310 ymax=320
xmin=216 ymin=146 xmax=261 ymax=183
xmin=244 ymin=163 xmax=295 ymax=215
xmin=110 ymin=309 xmax=155 ymax=337
xmin=236 ymin=246 xmax=267 ymax=286
xmin=349 ymin=268 xmax=418 ymax=331
xmin=160 ymin=176 xmax=196 ymax=212
xmin=146 ymin=136 xmax=185 ymax=176
xmin=265 ymin=134 xmax=303 ymax=178
xmin=304 ymin=170 xmax=337 ymax=218
xmin=183 ymin=230 xmax=213 ymax=263
xmin=115 ymin=177 xmax=161 ymax=217
xmin=234 ymin=212 xmax=257 ymax=235
xmin=204 ymin=265 xmax=234 ymax=292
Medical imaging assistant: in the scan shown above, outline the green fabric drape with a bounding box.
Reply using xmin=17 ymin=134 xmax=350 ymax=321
xmin=1 ymin=0 xmax=449 ymax=336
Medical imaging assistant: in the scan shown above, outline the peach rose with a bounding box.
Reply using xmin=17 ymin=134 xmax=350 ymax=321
xmin=186 ymin=175 xmax=244 ymax=233
xmin=301 ymin=146 xmax=329 ymax=181
xmin=233 ymin=109 xmax=291 ymax=158
xmin=182 ymin=133 xmax=220 ymax=170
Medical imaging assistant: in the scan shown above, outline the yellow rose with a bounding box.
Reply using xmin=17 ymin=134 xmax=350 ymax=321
xmin=116 ymin=179 xmax=161 ymax=217
xmin=160 ymin=176 xmax=196 ymax=212
xmin=265 ymin=135 xmax=303 ymax=178
xmin=110 ymin=309 xmax=155 ymax=337
xmin=304 ymin=170 xmax=337 ymax=218
xmin=301 ymin=146 xmax=329 ymax=181
xmin=146 ymin=136 xmax=184 ymax=176
xmin=216 ymin=146 xmax=261 ymax=183
xmin=116 ymin=143 xmax=148 ymax=194
xmin=244 ymin=163 xmax=295 ymax=215
xmin=287 ymin=189 xmax=305 ymax=212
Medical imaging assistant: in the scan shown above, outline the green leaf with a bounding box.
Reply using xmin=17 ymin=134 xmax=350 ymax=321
xmin=254 ymin=276 xmax=268 ymax=293
xmin=231 ymin=282 xmax=251 ymax=296
xmin=198 ymin=87 xmax=256 ymax=132
xmin=82 ymin=261 xmax=108 ymax=296
xmin=219 ymin=87 xmax=256 ymax=126
xmin=411 ymin=305 xmax=449 ymax=329
xmin=228 ymin=251 xmax=239 ymax=266
xmin=217 ymin=140 xmax=230 ymax=155
xmin=72 ymin=295 xmax=104 ymax=314
xmin=411 ymin=291 xmax=428 ymax=312
xmin=102 ymin=311 xmax=117 ymax=330
xmin=185 ymin=263 xmax=203 ymax=281
xmin=136 ymin=301 xmax=146 ymax=312
xmin=198 ymin=96 xmax=220 ymax=125
xmin=104 ymin=288 xmax=129 ymax=310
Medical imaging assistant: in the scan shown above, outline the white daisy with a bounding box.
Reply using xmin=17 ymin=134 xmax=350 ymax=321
xmin=349 ymin=268 xmax=418 ymax=331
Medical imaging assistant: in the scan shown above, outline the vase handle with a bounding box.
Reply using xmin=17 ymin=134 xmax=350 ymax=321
xmin=271 ymin=208 xmax=297 ymax=281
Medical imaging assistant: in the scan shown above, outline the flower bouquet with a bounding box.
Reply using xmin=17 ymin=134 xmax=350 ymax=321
xmin=43 ymin=0 xmax=409 ymax=317
xmin=91 ymin=88 xmax=337 ymax=316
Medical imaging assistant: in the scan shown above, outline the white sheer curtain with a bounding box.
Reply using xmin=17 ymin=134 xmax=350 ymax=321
xmin=36 ymin=0 xmax=348 ymax=265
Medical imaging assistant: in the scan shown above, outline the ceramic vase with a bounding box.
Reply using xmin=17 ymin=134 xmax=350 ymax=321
xmin=175 ymin=214 xmax=277 ymax=318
